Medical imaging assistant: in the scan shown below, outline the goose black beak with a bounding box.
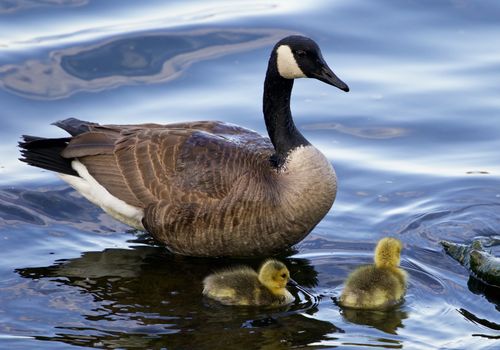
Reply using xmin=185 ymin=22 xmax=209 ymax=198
xmin=310 ymin=61 xmax=349 ymax=92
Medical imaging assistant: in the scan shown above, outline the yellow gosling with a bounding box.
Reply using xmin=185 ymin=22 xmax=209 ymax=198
xmin=339 ymin=237 xmax=407 ymax=310
xmin=202 ymin=259 xmax=294 ymax=306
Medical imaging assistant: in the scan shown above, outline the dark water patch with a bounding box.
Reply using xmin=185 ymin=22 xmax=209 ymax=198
xmin=61 ymin=31 xmax=263 ymax=80
xmin=0 ymin=201 xmax=44 ymax=225
xmin=13 ymin=248 xmax=336 ymax=349
xmin=467 ymin=277 xmax=500 ymax=312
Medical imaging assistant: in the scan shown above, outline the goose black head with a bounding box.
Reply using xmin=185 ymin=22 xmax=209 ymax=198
xmin=274 ymin=35 xmax=349 ymax=92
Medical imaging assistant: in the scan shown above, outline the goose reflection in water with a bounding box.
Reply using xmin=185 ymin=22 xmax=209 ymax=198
xmin=16 ymin=247 xmax=342 ymax=349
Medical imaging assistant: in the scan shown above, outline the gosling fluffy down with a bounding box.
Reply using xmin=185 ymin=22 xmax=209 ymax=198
xmin=202 ymin=259 xmax=294 ymax=306
xmin=339 ymin=237 xmax=407 ymax=310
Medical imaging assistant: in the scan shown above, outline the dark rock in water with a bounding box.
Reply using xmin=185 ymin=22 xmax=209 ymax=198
xmin=470 ymin=250 xmax=500 ymax=287
xmin=441 ymin=238 xmax=500 ymax=288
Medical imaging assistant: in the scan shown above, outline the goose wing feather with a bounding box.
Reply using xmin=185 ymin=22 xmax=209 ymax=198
xmin=60 ymin=121 xmax=274 ymax=207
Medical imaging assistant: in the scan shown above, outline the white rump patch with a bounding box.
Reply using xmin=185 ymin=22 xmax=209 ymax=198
xmin=59 ymin=160 xmax=144 ymax=230
xmin=276 ymin=45 xmax=306 ymax=79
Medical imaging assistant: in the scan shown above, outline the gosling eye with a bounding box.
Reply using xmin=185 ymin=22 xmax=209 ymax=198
xmin=280 ymin=273 xmax=287 ymax=278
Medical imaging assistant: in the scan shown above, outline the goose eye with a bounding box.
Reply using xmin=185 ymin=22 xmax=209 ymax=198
xmin=295 ymin=50 xmax=306 ymax=56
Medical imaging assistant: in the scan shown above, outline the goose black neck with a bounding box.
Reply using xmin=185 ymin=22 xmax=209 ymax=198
xmin=263 ymin=52 xmax=310 ymax=167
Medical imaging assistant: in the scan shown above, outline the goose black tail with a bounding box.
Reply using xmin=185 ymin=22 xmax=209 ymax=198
xmin=52 ymin=117 xmax=97 ymax=136
xmin=18 ymin=136 xmax=78 ymax=176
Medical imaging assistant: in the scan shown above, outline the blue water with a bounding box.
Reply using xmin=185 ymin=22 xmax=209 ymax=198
xmin=1 ymin=0 xmax=500 ymax=348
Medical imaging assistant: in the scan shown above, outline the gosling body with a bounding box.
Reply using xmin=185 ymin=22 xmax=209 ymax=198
xmin=339 ymin=237 xmax=407 ymax=310
xmin=203 ymin=259 xmax=294 ymax=306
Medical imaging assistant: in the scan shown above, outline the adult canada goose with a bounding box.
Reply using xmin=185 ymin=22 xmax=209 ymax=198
xmin=19 ymin=35 xmax=349 ymax=257
xmin=338 ymin=237 xmax=407 ymax=310
xmin=202 ymin=259 xmax=294 ymax=306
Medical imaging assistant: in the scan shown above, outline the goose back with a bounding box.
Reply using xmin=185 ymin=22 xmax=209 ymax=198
xmin=62 ymin=120 xmax=275 ymax=207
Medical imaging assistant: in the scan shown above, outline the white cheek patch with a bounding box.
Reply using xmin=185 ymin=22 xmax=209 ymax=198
xmin=276 ymin=45 xmax=306 ymax=79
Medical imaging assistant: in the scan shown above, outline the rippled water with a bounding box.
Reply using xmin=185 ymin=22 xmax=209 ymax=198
xmin=1 ymin=0 xmax=500 ymax=348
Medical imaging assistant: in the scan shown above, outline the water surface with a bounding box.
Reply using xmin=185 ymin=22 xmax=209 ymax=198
xmin=1 ymin=0 xmax=499 ymax=348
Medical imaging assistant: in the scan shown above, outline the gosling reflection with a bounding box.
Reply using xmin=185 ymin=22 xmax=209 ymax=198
xmin=339 ymin=307 xmax=408 ymax=335
xmin=16 ymin=246 xmax=338 ymax=349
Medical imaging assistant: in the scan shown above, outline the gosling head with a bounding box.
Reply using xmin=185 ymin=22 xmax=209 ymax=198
xmin=273 ymin=35 xmax=349 ymax=92
xmin=374 ymin=237 xmax=403 ymax=269
xmin=258 ymin=259 xmax=290 ymax=295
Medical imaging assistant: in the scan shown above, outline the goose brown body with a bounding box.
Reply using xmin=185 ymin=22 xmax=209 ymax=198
xmin=53 ymin=119 xmax=336 ymax=256
xmin=19 ymin=35 xmax=349 ymax=257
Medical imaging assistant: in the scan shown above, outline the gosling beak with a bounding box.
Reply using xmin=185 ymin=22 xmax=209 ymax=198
xmin=287 ymin=278 xmax=298 ymax=287
xmin=310 ymin=59 xmax=349 ymax=92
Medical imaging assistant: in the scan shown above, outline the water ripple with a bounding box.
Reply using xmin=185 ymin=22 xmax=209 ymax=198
xmin=0 ymin=27 xmax=290 ymax=99
xmin=0 ymin=0 xmax=87 ymax=14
